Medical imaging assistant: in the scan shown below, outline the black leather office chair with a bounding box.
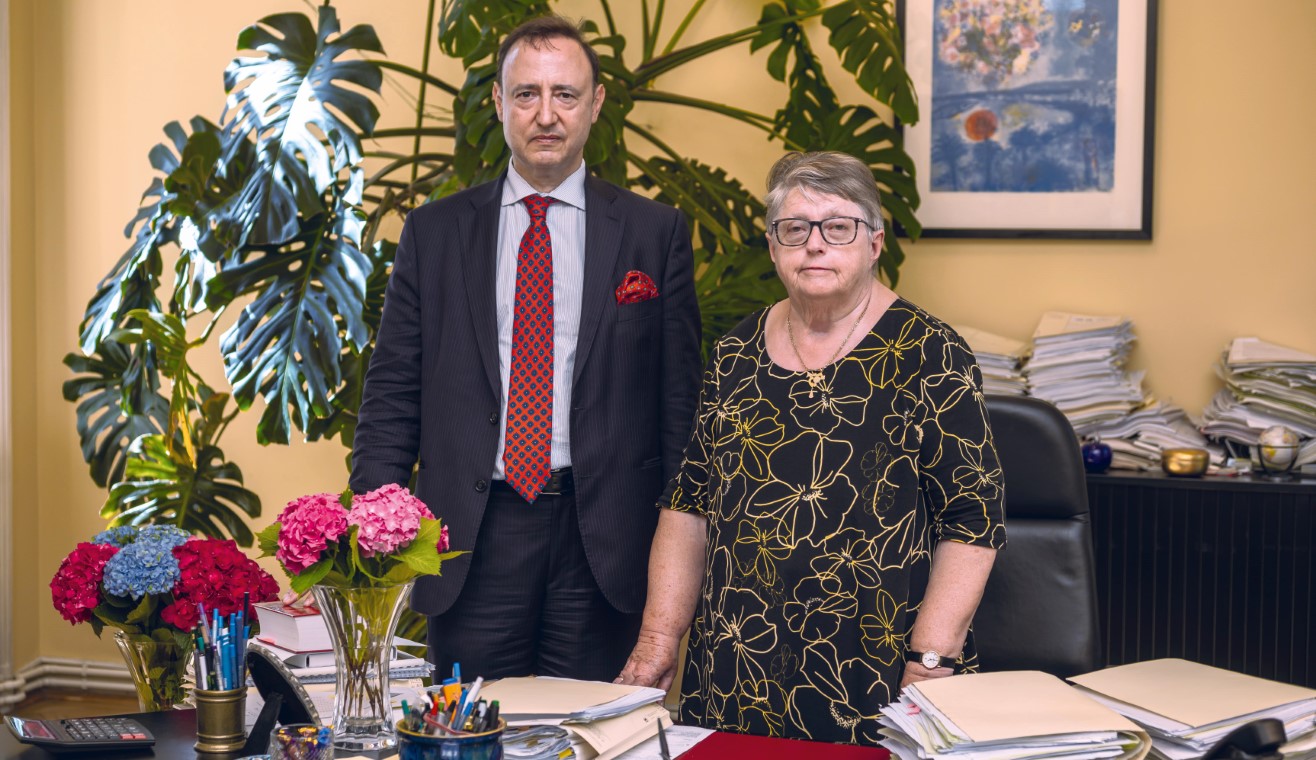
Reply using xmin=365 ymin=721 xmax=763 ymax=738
xmin=972 ymin=395 xmax=1102 ymax=678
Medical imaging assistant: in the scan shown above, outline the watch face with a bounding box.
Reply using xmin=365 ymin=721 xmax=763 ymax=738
xmin=921 ymin=651 xmax=941 ymax=669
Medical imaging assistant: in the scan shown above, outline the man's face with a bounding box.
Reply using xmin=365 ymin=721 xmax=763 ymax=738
xmin=493 ymin=36 xmax=604 ymax=192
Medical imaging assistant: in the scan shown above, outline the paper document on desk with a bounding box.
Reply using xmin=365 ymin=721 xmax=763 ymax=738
xmin=1070 ymin=659 xmax=1316 ymax=732
xmin=879 ymin=671 xmax=1149 ymax=760
xmin=480 ymin=676 xmax=665 ymax=722
xmin=567 ymin=703 xmax=670 ymax=760
xmin=1070 ymin=659 xmax=1316 ymax=757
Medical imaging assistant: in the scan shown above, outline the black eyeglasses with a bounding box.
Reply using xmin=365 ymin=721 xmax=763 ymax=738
xmin=770 ymin=217 xmax=871 ymax=246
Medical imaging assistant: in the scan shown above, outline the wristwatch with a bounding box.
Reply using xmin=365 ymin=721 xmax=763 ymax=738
xmin=906 ymin=649 xmax=959 ymax=671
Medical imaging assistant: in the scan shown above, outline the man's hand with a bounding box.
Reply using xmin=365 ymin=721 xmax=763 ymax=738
xmin=615 ymin=629 xmax=682 ymax=690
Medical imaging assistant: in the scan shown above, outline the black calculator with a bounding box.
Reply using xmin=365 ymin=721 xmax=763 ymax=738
xmin=4 ymin=715 xmax=155 ymax=753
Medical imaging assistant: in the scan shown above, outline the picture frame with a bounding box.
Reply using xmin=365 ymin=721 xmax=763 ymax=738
xmin=898 ymin=0 xmax=1157 ymax=239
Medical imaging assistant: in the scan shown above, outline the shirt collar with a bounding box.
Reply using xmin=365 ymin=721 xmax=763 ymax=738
xmin=502 ymin=160 xmax=587 ymax=211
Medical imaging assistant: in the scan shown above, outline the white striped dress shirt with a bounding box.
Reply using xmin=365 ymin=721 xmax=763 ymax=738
xmin=490 ymin=160 xmax=587 ymax=479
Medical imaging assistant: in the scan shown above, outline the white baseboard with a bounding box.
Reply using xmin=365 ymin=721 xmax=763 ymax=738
xmin=0 ymin=657 xmax=133 ymax=708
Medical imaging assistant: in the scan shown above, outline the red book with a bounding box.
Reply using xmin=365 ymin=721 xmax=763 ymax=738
xmin=251 ymin=601 xmax=331 ymax=652
xmin=681 ymin=731 xmax=891 ymax=760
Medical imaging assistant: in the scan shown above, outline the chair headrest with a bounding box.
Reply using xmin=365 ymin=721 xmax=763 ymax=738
xmin=985 ymin=395 xmax=1089 ymax=519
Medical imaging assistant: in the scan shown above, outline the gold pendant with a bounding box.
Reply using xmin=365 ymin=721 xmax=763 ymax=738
xmin=806 ymin=370 xmax=824 ymax=398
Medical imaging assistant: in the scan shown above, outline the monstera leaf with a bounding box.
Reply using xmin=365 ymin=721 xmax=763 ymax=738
xmin=632 ymin=157 xmax=784 ymax=353
xmin=216 ymin=5 xmax=383 ymax=248
xmin=63 ymin=342 xmax=170 ymax=488
xmin=822 ymin=0 xmax=918 ymax=124
xmin=102 ymin=432 xmax=260 ymax=547
xmin=438 ymin=0 xmax=552 ymax=63
xmin=752 ymin=2 xmax=841 ymax=151
xmin=211 ymin=198 xmax=372 ymax=445
xmin=305 ymin=239 xmax=393 ymax=450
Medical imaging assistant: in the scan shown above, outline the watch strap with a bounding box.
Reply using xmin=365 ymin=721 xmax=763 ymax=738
xmin=905 ymin=649 xmax=961 ymax=671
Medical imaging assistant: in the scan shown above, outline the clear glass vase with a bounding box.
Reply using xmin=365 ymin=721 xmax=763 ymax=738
xmin=312 ymin=581 xmax=415 ymax=753
xmin=113 ymin=630 xmax=194 ymax=712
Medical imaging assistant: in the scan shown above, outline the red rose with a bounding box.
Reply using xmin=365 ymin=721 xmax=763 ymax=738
xmin=50 ymin=542 xmax=118 ymax=625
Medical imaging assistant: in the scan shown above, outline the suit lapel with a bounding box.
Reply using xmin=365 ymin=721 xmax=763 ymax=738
xmin=574 ymin=176 xmax=623 ymax=385
xmin=460 ymin=178 xmax=505 ymax=397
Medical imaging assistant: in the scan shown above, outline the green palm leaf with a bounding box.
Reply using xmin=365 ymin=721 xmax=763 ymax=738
xmin=210 ymin=198 xmax=372 ymax=445
xmin=63 ymin=343 xmax=169 ymax=488
xmin=217 ymin=5 xmax=383 ymax=247
xmin=102 ymin=433 xmax=260 ymax=546
xmin=822 ymin=0 xmax=918 ymax=124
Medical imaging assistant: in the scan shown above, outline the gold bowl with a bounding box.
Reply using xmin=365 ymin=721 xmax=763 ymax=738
xmin=1161 ymin=448 xmax=1209 ymax=477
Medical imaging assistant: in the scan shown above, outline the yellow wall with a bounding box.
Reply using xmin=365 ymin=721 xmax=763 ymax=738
xmin=7 ymin=0 xmax=1316 ymax=667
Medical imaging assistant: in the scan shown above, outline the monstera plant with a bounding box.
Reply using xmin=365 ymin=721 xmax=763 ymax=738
xmin=64 ymin=0 xmax=920 ymax=546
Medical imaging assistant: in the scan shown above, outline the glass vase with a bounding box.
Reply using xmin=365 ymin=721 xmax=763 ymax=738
xmin=312 ymin=581 xmax=415 ymax=753
xmin=113 ymin=630 xmax=194 ymax=712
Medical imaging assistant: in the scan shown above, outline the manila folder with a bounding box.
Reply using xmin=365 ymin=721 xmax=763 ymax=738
xmin=914 ymin=671 xmax=1146 ymax=744
xmin=1069 ymin=658 xmax=1316 ymax=730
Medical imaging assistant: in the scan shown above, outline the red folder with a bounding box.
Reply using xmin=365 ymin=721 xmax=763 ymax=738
xmin=681 ymin=731 xmax=891 ymax=759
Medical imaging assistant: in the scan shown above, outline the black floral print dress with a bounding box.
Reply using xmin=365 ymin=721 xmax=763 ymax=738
xmin=662 ymin=298 xmax=1007 ymax=744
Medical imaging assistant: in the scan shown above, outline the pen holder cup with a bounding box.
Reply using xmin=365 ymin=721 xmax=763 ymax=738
xmin=193 ymin=686 xmax=247 ymax=753
xmin=397 ymin=718 xmax=506 ymax=760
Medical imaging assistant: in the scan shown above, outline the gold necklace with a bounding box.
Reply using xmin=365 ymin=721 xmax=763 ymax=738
xmin=786 ymin=286 xmax=874 ymax=398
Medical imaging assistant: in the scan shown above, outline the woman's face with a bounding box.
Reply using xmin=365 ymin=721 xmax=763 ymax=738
xmin=767 ymin=188 xmax=883 ymax=306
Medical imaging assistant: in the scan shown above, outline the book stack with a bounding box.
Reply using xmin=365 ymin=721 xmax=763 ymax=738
xmin=1024 ymin=312 xmax=1145 ymax=434
xmin=1200 ymin=337 xmax=1316 ymax=469
xmin=1070 ymin=659 xmax=1316 ymax=759
xmin=479 ymin=676 xmax=676 ymax=760
xmin=953 ymin=324 xmax=1029 ymax=396
xmin=879 ymin=670 xmax=1150 ymax=760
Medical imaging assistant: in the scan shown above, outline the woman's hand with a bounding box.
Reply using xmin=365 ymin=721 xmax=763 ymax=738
xmin=615 ymin=629 xmax=683 ymax=690
xmin=899 ymin=661 xmax=956 ymax=690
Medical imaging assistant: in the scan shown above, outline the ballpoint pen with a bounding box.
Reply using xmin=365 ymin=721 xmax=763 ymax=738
xmin=657 ymin=718 xmax=671 ymax=760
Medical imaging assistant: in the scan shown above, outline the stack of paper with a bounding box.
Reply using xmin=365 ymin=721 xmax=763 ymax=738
xmin=1024 ymin=312 xmax=1146 ymax=435
xmin=479 ymin=677 xmax=669 ymax=760
xmin=1081 ymin=402 xmax=1225 ymax=471
xmin=953 ymin=325 xmax=1029 ymax=396
xmin=879 ymin=671 xmax=1150 ymax=760
xmin=1201 ymin=337 xmax=1316 ymax=467
xmin=1070 ymin=659 xmax=1316 ymax=759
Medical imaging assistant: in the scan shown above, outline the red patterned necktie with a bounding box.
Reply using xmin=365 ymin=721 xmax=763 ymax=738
xmin=503 ymin=194 xmax=556 ymax=502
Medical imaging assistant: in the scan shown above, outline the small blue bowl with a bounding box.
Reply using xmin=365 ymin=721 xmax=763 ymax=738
xmin=397 ymin=718 xmax=505 ymax=760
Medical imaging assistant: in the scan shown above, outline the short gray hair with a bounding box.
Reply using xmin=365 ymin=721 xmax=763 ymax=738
xmin=764 ymin=151 xmax=885 ymax=235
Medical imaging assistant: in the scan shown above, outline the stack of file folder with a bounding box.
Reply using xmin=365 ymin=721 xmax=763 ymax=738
xmin=879 ymin=671 xmax=1150 ymax=760
xmin=1200 ymin=337 xmax=1316 ymax=468
xmin=1080 ymin=402 xmax=1223 ymax=471
xmin=479 ymin=676 xmax=669 ymax=760
xmin=1024 ymin=312 xmax=1146 ymax=436
xmin=1070 ymin=659 xmax=1316 ymax=759
xmin=953 ymin=325 xmax=1029 ymax=396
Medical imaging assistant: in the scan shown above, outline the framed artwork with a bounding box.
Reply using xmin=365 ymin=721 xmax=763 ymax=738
xmin=899 ymin=0 xmax=1157 ymax=238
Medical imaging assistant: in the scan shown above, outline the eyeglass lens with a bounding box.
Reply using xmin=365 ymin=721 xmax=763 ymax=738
xmin=774 ymin=217 xmax=861 ymax=246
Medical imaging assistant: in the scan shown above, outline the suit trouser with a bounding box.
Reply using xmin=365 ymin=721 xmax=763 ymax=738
xmin=426 ymin=481 xmax=642 ymax=681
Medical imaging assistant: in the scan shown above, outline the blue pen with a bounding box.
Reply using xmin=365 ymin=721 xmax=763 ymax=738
xmin=452 ymin=662 xmax=461 ymax=685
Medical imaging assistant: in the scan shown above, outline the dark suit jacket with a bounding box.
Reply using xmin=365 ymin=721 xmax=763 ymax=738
xmin=350 ymin=174 xmax=702 ymax=616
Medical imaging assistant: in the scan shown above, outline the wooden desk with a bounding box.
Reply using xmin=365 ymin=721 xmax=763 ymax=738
xmin=1087 ymin=471 xmax=1316 ymax=687
xmin=1 ymin=708 xmax=891 ymax=759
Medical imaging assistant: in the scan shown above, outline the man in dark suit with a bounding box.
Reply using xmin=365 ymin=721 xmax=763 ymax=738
xmin=349 ymin=15 xmax=701 ymax=681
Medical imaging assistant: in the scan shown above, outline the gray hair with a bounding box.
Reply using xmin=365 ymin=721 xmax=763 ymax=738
xmin=764 ymin=151 xmax=885 ymax=236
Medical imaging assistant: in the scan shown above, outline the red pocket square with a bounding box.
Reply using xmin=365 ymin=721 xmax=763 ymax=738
xmin=615 ymin=270 xmax=659 ymax=304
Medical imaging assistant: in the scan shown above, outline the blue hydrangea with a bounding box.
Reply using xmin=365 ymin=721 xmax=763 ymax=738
xmin=92 ymin=525 xmax=139 ymax=547
xmin=93 ymin=524 xmax=190 ymax=549
xmin=101 ymin=536 xmax=182 ymax=600
xmin=135 ymin=525 xmax=190 ymax=548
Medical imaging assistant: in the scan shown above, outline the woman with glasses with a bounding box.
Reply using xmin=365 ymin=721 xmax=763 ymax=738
xmin=616 ymin=151 xmax=1006 ymax=744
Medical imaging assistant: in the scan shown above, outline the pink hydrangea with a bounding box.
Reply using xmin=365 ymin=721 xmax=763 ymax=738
xmin=437 ymin=524 xmax=450 ymax=553
xmin=276 ymin=492 xmax=349 ymax=574
xmin=348 ymin=484 xmax=431 ymax=558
